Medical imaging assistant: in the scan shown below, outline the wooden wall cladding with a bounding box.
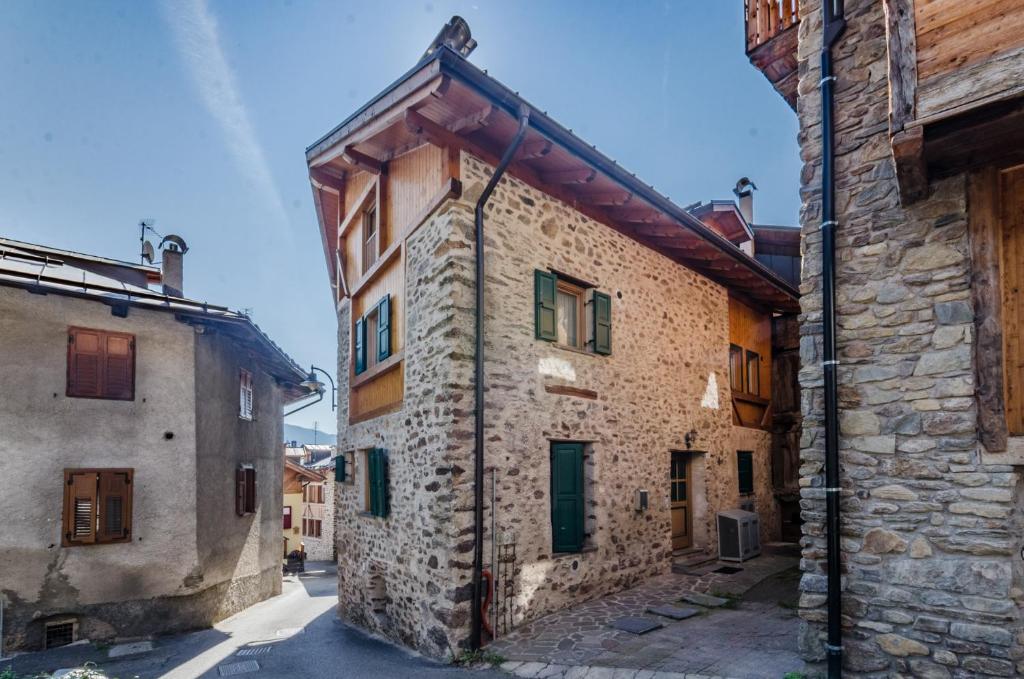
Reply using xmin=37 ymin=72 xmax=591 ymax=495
xmin=916 ymin=0 xmax=1024 ymax=81
xmin=728 ymin=296 xmax=772 ymax=397
xmin=386 ymin=143 xmax=445 ymax=246
xmin=351 ymin=362 xmax=404 ymax=423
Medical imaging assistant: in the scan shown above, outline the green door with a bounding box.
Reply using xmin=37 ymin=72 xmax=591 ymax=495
xmin=551 ymin=442 xmax=584 ymax=552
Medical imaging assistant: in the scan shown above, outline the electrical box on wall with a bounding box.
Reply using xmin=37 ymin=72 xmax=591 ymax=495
xmin=635 ymin=489 xmax=649 ymax=512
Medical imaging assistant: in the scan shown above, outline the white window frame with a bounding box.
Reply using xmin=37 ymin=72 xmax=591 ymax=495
xmin=239 ymin=369 xmax=254 ymax=420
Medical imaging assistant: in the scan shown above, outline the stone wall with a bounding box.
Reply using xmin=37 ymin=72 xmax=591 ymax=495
xmin=303 ymin=478 xmax=335 ymax=561
xmin=794 ymin=1 xmax=1024 ymax=675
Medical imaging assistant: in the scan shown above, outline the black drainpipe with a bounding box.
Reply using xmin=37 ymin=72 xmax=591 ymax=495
xmin=471 ymin=103 xmax=531 ymax=650
xmin=821 ymin=1 xmax=846 ymax=677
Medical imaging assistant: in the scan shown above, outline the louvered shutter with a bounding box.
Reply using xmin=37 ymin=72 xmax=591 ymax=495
xmin=369 ymin=449 xmax=390 ymax=518
xmin=534 ymin=270 xmax=558 ymax=341
xmin=592 ymin=291 xmax=612 ymax=355
xmin=246 ymin=468 xmax=257 ymax=514
xmin=64 ymin=471 xmax=98 ymax=545
xmin=550 ymin=443 xmax=584 ymax=552
xmin=103 ymin=335 xmax=135 ymax=400
xmin=97 ymin=470 xmax=132 ymax=542
xmin=67 ymin=329 xmax=103 ymax=398
xmin=235 ymin=468 xmax=246 ymax=516
xmin=335 ymin=455 xmax=347 ymax=482
xmin=377 ymin=295 xmax=391 ymax=361
xmin=354 ymin=318 xmax=367 ymax=374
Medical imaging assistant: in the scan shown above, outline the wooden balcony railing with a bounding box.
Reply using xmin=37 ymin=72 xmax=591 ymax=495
xmin=745 ymin=0 xmax=800 ymax=53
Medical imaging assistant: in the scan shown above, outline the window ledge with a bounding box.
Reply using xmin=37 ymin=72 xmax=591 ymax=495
xmin=544 ymin=341 xmax=605 ymax=359
xmin=352 ymin=350 xmax=403 ymax=388
xmin=551 ymin=545 xmax=598 ymax=558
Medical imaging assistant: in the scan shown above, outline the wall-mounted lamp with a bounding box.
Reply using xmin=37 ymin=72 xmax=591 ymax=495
xmin=684 ymin=429 xmax=698 ymax=450
xmin=285 ymin=365 xmax=336 ymax=416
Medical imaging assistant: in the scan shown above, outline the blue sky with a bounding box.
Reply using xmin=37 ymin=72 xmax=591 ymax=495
xmin=0 ymin=1 xmax=799 ymax=436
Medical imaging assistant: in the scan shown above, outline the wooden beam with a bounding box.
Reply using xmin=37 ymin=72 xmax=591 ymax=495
xmin=450 ymin=105 xmax=495 ymax=134
xmin=607 ymin=206 xmax=661 ymax=224
xmin=516 ymin=138 xmax=553 ymax=161
xmin=309 ymin=167 xmax=345 ymax=193
xmin=577 ymin=191 xmax=633 ymax=207
xmin=968 ymin=166 xmax=1008 ymax=452
xmin=883 ymin=0 xmax=917 ymax=135
xmin=342 ymin=146 xmax=384 ymax=175
xmin=405 ymin=109 xmax=473 ymax=155
xmin=892 ymin=125 xmax=928 ymax=205
xmin=539 ymin=168 xmax=596 ymax=185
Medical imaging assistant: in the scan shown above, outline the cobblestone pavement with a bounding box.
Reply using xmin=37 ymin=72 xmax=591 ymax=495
xmin=490 ymin=555 xmax=808 ymax=679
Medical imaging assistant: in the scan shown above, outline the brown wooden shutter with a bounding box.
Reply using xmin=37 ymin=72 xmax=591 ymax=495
xmin=67 ymin=329 xmax=103 ymax=398
xmin=246 ymin=468 xmax=257 ymax=514
xmin=235 ymin=468 xmax=246 ymax=516
xmin=64 ymin=470 xmax=98 ymax=545
xmin=103 ymin=334 xmax=135 ymax=400
xmin=97 ymin=470 xmax=133 ymax=542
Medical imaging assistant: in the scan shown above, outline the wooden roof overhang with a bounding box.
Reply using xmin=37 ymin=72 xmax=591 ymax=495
xmin=306 ymin=48 xmax=800 ymax=314
xmin=688 ymin=202 xmax=755 ymax=243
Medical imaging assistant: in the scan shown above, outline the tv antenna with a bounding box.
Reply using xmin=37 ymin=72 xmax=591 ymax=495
xmin=139 ymin=219 xmax=163 ymax=265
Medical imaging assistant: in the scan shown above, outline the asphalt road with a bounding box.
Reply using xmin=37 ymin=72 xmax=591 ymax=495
xmin=1 ymin=563 xmax=507 ymax=679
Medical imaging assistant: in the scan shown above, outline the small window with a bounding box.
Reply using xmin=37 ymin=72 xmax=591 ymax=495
xmin=302 ymin=518 xmax=322 ymax=538
xmin=236 ymin=465 xmax=257 ymax=516
xmin=354 ymin=295 xmax=392 ymax=375
xmin=44 ymin=620 xmax=77 ymax=649
xmin=746 ymin=351 xmax=761 ymax=397
xmin=62 ymin=469 xmax=133 ymax=546
xmin=239 ymin=369 xmax=254 ymax=420
xmin=304 ymin=483 xmax=324 ymax=504
xmin=535 ymin=270 xmax=612 ymax=354
xmin=729 ymin=344 xmax=744 ymax=393
xmin=66 ymin=328 xmax=135 ymax=400
xmin=737 ymin=451 xmax=754 ymax=495
xmin=363 ymin=206 xmax=378 ymax=274
xmin=283 ymin=506 xmax=292 ymax=529
xmin=556 ymin=283 xmax=584 ymax=349
xmin=362 ymin=448 xmax=389 ymax=518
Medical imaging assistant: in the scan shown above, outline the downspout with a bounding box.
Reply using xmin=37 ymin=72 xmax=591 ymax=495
xmin=471 ymin=103 xmax=531 ymax=650
xmin=820 ymin=1 xmax=846 ymax=677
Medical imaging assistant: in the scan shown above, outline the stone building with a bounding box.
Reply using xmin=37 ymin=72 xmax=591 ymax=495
xmin=306 ymin=36 xmax=801 ymax=657
xmin=0 ymin=237 xmax=310 ymax=652
xmin=744 ymin=0 xmax=1024 ymax=675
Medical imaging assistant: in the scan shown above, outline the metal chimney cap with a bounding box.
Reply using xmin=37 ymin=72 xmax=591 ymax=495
xmin=423 ymin=15 xmax=477 ymax=60
xmin=733 ymin=177 xmax=758 ymax=197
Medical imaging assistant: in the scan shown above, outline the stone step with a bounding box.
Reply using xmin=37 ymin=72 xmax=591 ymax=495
xmin=762 ymin=541 xmax=801 ymax=557
xmin=671 ymin=549 xmax=717 ymax=573
xmin=679 ymin=591 xmax=731 ymax=608
xmin=646 ymin=604 xmax=701 ymax=620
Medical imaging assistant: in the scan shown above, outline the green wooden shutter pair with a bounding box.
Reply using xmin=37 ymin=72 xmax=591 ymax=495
xmin=535 ymin=270 xmax=558 ymax=341
xmin=737 ymin=451 xmax=754 ymax=495
xmin=550 ymin=442 xmax=584 ymax=552
xmin=368 ymin=448 xmax=390 ymax=518
xmin=377 ymin=295 xmax=391 ymax=362
xmin=592 ymin=291 xmax=612 ymax=355
xmin=354 ymin=318 xmax=367 ymax=374
xmin=334 ymin=455 xmax=346 ymax=483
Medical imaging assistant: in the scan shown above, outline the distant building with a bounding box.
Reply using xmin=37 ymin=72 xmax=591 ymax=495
xmin=302 ymin=455 xmax=338 ymax=562
xmin=283 ymin=458 xmax=324 ymax=558
xmin=0 ymin=237 xmax=310 ymax=652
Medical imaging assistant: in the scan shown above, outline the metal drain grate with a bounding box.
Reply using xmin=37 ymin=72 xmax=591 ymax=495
xmin=713 ymin=566 xmax=743 ymax=575
xmin=218 ymin=660 xmax=260 ymax=676
xmin=236 ymin=645 xmax=274 ymax=657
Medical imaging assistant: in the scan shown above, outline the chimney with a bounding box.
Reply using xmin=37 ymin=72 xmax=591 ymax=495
xmin=733 ymin=177 xmax=757 ymax=225
xmin=158 ymin=234 xmax=189 ymax=297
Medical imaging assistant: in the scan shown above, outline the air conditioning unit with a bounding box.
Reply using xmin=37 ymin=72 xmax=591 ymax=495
xmin=718 ymin=509 xmax=761 ymax=562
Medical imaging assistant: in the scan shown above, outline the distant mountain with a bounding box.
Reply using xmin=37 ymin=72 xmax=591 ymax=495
xmin=284 ymin=423 xmax=337 ymax=446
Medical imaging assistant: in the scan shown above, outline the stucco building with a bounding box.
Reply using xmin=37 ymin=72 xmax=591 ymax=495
xmin=0 ymin=237 xmax=310 ymax=652
xmin=283 ymin=458 xmax=331 ymax=560
xmin=305 ymin=30 xmax=802 ymax=658
xmin=745 ymin=0 xmax=1024 ymax=675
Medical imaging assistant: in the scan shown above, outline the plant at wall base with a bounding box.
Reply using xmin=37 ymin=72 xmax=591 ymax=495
xmin=453 ymin=649 xmax=506 ymax=667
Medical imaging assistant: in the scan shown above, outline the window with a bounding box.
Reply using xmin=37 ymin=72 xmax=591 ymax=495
xmin=239 ymin=369 xmax=254 ymax=420
xmin=746 ymin=351 xmax=761 ymax=397
xmin=361 ymin=448 xmax=389 ymax=518
xmin=535 ymin=270 xmax=612 ymax=354
xmin=302 ymin=518 xmax=322 ymax=538
xmin=550 ymin=442 xmax=585 ymax=553
xmin=44 ymin=620 xmax=77 ymax=649
xmin=304 ymin=483 xmax=324 ymax=504
xmin=62 ymin=469 xmax=133 ymax=546
xmin=729 ymin=344 xmax=744 ymax=393
xmin=236 ymin=465 xmax=256 ymax=516
xmin=66 ymin=328 xmax=135 ymax=400
xmin=737 ymin=451 xmax=754 ymax=495
xmin=283 ymin=506 xmax=292 ymax=529
xmin=362 ymin=206 xmax=378 ymax=274
xmin=354 ymin=295 xmax=391 ymax=375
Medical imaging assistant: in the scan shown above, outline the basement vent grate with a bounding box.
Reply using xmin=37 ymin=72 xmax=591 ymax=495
xmin=44 ymin=621 xmax=76 ymax=649
xmin=236 ymin=645 xmax=274 ymax=657
xmin=713 ymin=566 xmax=743 ymax=575
xmin=217 ymin=660 xmax=260 ymax=676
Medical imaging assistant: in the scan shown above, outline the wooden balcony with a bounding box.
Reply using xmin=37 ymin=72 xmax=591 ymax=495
xmin=744 ymin=0 xmax=800 ymax=109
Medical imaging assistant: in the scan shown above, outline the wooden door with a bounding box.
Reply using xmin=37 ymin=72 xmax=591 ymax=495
xmin=670 ymin=451 xmax=692 ymax=550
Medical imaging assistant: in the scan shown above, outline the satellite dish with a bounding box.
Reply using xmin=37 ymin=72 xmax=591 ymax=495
xmin=141 ymin=240 xmax=155 ymax=264
xmin=159 ymin=234 xmax=189 ymax=254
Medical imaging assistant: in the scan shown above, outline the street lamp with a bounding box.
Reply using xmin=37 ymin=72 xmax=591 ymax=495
xmin=285 ymin=365 xmax=336 ymax=416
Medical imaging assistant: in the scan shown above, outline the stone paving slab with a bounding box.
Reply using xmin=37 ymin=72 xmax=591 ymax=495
xmin=608 ymin=617 xmax=664 ymax=635
xmin=107 ymin=640 xmax=154 ymax=658
xmin=645 ymin=605 xmax=700 ymax=621
xmin=677 ymin=592 xmax=729 ymax=608
xmin=500 ymin=661 xmax=736 ymax=679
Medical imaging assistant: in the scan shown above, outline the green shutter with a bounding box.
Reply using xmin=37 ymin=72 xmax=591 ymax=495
xmin=354 ymin=317 xmax=367 ymax=374
xmin=534 ymin=270 xmax=557 ymax=341
xmin=335 ymin=455 xmax=346 ymax=483
xmin=592 ymin=291 xmax=612 ymax=355
xmin=550 ymin=442 xmax=584 ymax=552
xmin=377 ymin=295 xmax=391 ymax=362
xmin=737 ymin=451 xmax=754 ymax=495
xmin=369 ymin=448 xmax=390 ymax=518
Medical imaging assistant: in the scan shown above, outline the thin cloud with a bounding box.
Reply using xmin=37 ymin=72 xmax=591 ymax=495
xmin=162 ymin=0 xmax=287 ymax=224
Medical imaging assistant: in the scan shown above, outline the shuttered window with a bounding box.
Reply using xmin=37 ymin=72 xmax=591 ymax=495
xmin=535 ymin=271 xmax=612 ymax=355
xmin=354 ymin=318 xmax=367 ymax=374
xmin=236 ymin=466 xmax=257 ymax=516
xmin=283 ymin=506 xmax=292 ymax=529
xmin=66 ymin=328 xmax=135 ymax=400
xmin=335 ymin=455 xmax=347 ymax=483
xmin=737 ymin=451 xmax=754 ymax=495
xmin=377 ymin=295 xmax=391 ymax=362
xmin=365 ymin=448 xmax=389 ymax=518
xmin=729 ymin=344 xmax=744 ymax=392
xmin=239 ymin=369 xmax=254 ymax=420
xmin=63 ymin=469 xmax=133 ymax=546
xmin=535 ymin=270 xmax=558 ymax=341
xmin=592 ymin=291 xmax=612 ymax=355
xmin=303 ymin=518 xmax=322 ymax=538
xmin=550 ymin=442 xmax=584 ymax=553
